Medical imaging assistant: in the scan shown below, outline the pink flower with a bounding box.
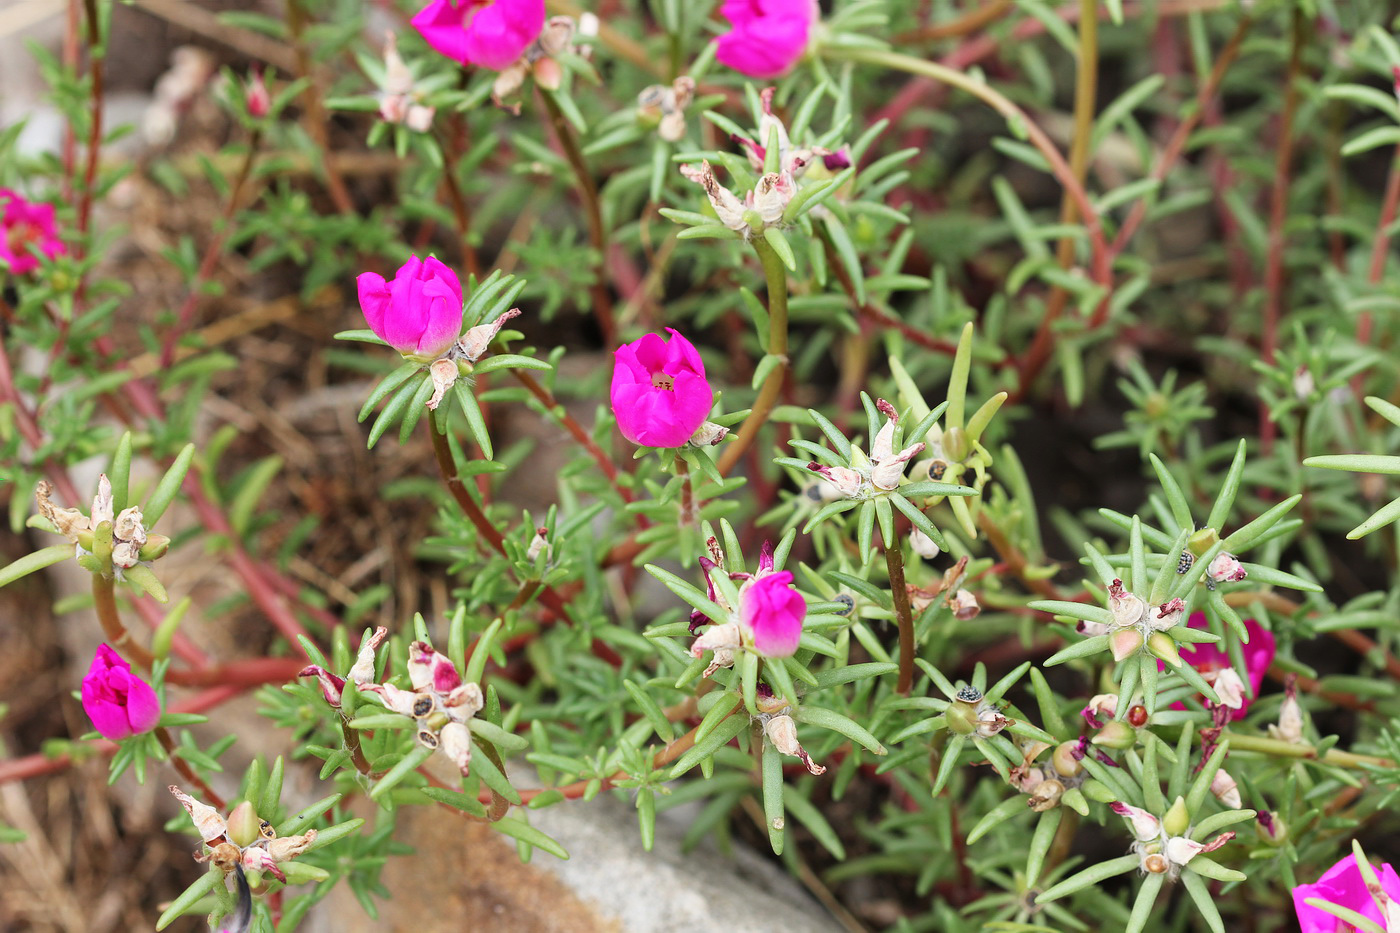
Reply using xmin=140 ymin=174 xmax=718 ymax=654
xmin=0 ymin=189 xmax=65 ymax=274
xmin=1294 ymin=854 xmax=1400 ymax=933
xmin=741 ymin=571 xmax=805 ymax=657
xmin=356 ymin=256 xmax=463 ymax=360
xmin=610 ymin=329 xmax=713 ymax=447
xmin=412 ymin=0 xmax=545 ymax=71
xmin=714 ymin=0 xmax=815 ymax=79
xmin=1164 ymin=613 xmax=1275 ymax=720
xmin=81 ymin=645 xmax=161 ymax=740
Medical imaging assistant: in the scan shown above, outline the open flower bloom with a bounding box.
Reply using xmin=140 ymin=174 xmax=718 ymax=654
xmin=81 ymin=645 xmax=161 ymax=740
xmin=714 ymin=0 xmax=815 ymax=79
xmin=1294 ymin=854 xmax=1400 ymax=933
xmin=611 ymin=329 xmax=713 ymax=447
xmin=357 ymin=256 xmax=463 ymax=360
xmin=360 ymin=641 xmax=484 ymax=776
xmin=412 ymin=0 xmax=545 ymax=71
xmin=0 ymin=188 xmax=65 ymax=273
xmin=1166 ymin=613 xmax=1275 ymax=720
xmin=690 ymin=539 xmax=806 ymax=675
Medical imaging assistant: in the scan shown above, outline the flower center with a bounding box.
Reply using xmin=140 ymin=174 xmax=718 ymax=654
xmin=5 ymin=222 xmax=42 ymax=256
xmin=651 ymin=372 xmax=675 ymax=391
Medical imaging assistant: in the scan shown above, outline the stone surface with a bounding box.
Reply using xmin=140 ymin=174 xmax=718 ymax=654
xmin=315 ymin=791 xmax=844 ymax=933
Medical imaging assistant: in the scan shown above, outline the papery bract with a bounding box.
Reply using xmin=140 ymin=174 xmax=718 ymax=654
xmin=741 ymin=570 xmax=805 ymax=657
xmin=412 ymin=0 xmax=546 ymax=71
xmin=1293 ymin=854 xmax=1400 ymax=933
xmin=0 ymin=188 xmax=65 ymax=273
xmin=81 ymin=644 xmax=161 ymax=740
xmin=714 ymin=0 xmax=814 ymax=79
xmin=356 ymin=256 xmax=463 ymax=359
xmin=610 ymin=329 xmax=713 ymax=447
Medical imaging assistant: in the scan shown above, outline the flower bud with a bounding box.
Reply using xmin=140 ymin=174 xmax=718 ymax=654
xmin=943 ymin=425 xmax=969 ymax=461
xmin=1051 ymin=741 xmax=1083 ymax=778
xmin=245 ymin=69 xmax=270 ymax=118
xmin=1210 ymin=769 xmax=1241 ymax=809
xmin=910 ymin=527 xmax=941 ymax=559
xmin=138 ymin=534 xmax=170 ymax=561
xmin=1162 ymin=796 xmax=1190 ymax=837
xmin=227 ymin=801 xmax=261 ymax=848
xmin=1146 ymin=632 xmax=1181 ymax=667
xmin=1092 ymin=720 xmax=1137 ymax=750
xmin=1207 ymin=552 xmax=1247 ymax=584
xmin=945 ymin=701 xmax=979 ymax=735
xmin=1110 ymin=628 xmax=1143 ymax=661
xmin=532 ymin=56 xmax=563 ymax=91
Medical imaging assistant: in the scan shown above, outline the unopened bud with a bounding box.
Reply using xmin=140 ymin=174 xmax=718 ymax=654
xmin=1092 ymin=721 xmax=1137 ymax=750
xmin=1210 ymin=769 xmax=1241 ymax=809
xmin=138 ymin=534 xmax=170 ymax=561
xmin=910 ymin=527 xmax=940 ymax=559
xmin=1110 ymin=628 xmax=1143 ymax=661
xmin=1051 ymin=741 xmax=1083 ymax=778
xmin=532 ymin=57 xmax=563 ymax=91
xmin=945 ymin=700 xmax=978 ymax=736
xmin=1147 ymin=632 xmax=1181 ymax=667
xmin=1162 ymin=796 xmax=1190 ymax=837
xmin=227 ymin=801 xmax=260 ymax=848
xmin=245 ymin=70 xmax=270 ymax=118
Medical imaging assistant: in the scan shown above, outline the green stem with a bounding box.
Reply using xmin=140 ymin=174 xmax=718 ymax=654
xmin=1225 ymin=733 xmax=1392 ymax=770
xmin=717 ymin=236 xmax=789 ymax=476
xmin=885 ymin=541 xmax=916 ymax=695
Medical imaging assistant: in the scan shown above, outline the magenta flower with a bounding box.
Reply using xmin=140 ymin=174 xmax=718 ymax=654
xmin=1165 ymin=613 xmax=1274 ymax=720
xmin=356 ymin=256 xmax=463 ymax=360
xmin=0 ymin=189 xmax=65 ymax=274
xmin=1294 ymin=854 xmax=1400 ymax=932
xmin=742 ymin=571 xmax=805 ymax=657
xmin=81 ymin=645 xmax=161 ymax=741
xmin=610 ymin=329 xmax=713 ymax=447
xmin=714 ymin=0 xmax=815 ymax=79
xmin=412 ymin=0 xmax=545 ymax=71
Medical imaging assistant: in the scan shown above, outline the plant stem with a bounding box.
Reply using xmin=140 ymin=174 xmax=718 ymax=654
xmin=1225 ymin=733 xmax=1391 ymax=770
xmin=538 ymin=89 xmax=616 ymax=346
xmin=429 ymin=419 xmax=507 ymax=556
xmin=93 ymin=575 xmax=155 ymax=670
xmin=285 ymin=0 xmax=354 ymax=214
xmin=718 ymin=236 xmax=789 ymax=476
xmin=885 ymin=540 xmax=917 ymax=696
xmin=155 ymin=726 xmax=225 ymax=809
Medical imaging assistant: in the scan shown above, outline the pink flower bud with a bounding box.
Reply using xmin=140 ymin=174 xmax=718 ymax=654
xmin=412 ymin=0 xmax=546 ymax=71
xmin=741 ymin=571 xmax=805 ymax=657
xmin=1110 ymin=627 xmax=1144 ymax=661
xmin=81 ymin=645 xmax=161 ymax=740
xmin=356 ymin=256 xmax=463 ymax=359
xmin=610 ymin=329 xmax=714 ymax=448
xmin=245 ymin=69 xmax=270 ymax=118
xmin=0 ymin=188 xmax=66 ymax=274
xmin=714 ymin=0 xmax=815 ymax=79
